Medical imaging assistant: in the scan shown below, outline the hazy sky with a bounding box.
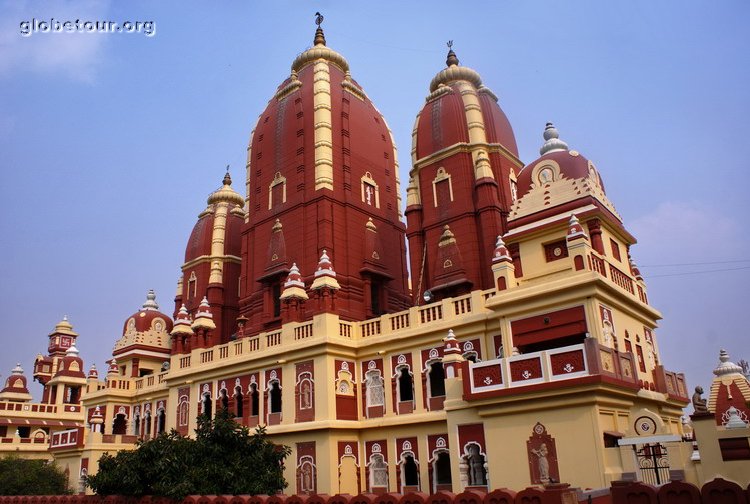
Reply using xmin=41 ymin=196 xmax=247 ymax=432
xmin=1 ymin=1 xmax=748 ymax=402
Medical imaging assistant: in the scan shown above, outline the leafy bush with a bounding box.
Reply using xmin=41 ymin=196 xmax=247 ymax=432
xmin=0 ymin=455 xmax=71 ymax=495
xmin=85 ymin=409 xmax=290 ymax=499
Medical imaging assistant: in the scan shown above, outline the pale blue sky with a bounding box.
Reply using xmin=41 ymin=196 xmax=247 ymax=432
xmin=0 ymin=1 xmax=748 ymax=401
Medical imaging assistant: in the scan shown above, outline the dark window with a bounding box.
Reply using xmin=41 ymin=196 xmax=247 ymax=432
xmin=398 ymin=368 xmax=413 ymax=402
xmin=250 ymin=384 xmax=259 ymax=416
xmin=156 ymin=410 xmax=166 ymax=434
xmin=403 ymin=455 xmax=419 ymax=486
xmin=65 ymin=386 xmax=80 ymax=404
xmin=133 ymin=415 xmax=140 ymax=436
xmin=235 ymin=386 xmax=244 ymax=418
xmin=202 ymin=393 xmax=212 ymax=418
xmin=273 ymin=283 xmax=282 ymax=318
xmin=610 ymin=238 xmax=621 ymax=262
xmin=220 ymin=389 xmax=229 ymax=410
xmin=17 ymin=426 xmax=30 ymax=438
xmin=371 ymin=282 xmax=382 ymax=316
xmin=144 ymin=413 xmax=152 ymax=437
xmin=435 ymin=452 xmax=451 ymax=485
xmin=270 ymin=382 xmax=282 ymax=413
xmin=603 ymin=432 xmax=621 ymax=448
xmin=465 ymin=445 xmax=487 ymax=486
xmin=112 ymin=414 xmax=127 ymax=435
xmin=429 ymin=362 xmax=446 ymax=397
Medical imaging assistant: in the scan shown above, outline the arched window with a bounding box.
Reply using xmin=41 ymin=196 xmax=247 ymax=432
xmin=177 ymin=398 xmax=189 ymax=427
xmin=144 ymin=411 xmax=152 ymax=437
xmin=401 ymin=454 xmax=419 ymax=488
xmin=219 ymin=388 xmax=229 ymax=410
xmin=463 ymin=351 xmax=478 ymax=363
xmin=369 ymin=453 xmax=388 ymax=490
xmin=234 ymin=386 xmax=244 ymax=418
xmin=250 ymin=383 xmax=259 ymax=417
xmin=434 ymin=451 xmax=452 ymax=490
xmin=156 ymin=408 xmax=166 ymax=435
xmin=269 ymin=381 xmax=282 ymax=414
xmin=398 ymin=367 xmax=414 ymax=402
xmin=133 ymin=412 xmax=141 ymax=436
xmin=112 ymin=413 xmax=127 ymax=435
xmin=428 ymin=361 xmax=446 ymax=398
xmin=202 ymin=392 xmax=212 ymax=418
xmin=188 ymin=271 xmax=197 ymax=300
xmin=462 ymin=443 xmax=487 ymax=486
xmin=365 ymin=369 xmax=385 ymax=408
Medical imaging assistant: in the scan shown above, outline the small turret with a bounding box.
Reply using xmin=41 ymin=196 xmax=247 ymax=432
xmin=0 ymin=363 xmax=32 ymax=402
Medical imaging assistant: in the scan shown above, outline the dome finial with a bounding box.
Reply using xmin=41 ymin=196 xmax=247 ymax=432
xmin=539 ymin=122 xmax=569 ymax=155
xmin=142 ymin=289 xmax=159 ymax=311
xmin=223 ymin=165 xmax=231 ymax=186
xmin=446 ymin=40 xmax=459 ymax=67
xmin=314 ymin=12 xmax=326 ymax=46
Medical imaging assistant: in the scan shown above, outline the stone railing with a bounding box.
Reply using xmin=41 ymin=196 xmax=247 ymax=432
xmin=0 ymin=402 xmax=57 ymax=413
xmin=133 ymin=372 xmax=169 ymax=392
xmin=0 ymin=401 xmax=81 ymax=415
xmin=588 ymin=252 xmax=641 ymax=299
xmin=464 ymin=339 xmax=649 ymax=400
xmin=49 ymin=427 xmax=83 ymax=450
xmin=173 ymin=290 xmax=494 ymax=373
xmin=465 ymin=342 xmax=592 ymax=397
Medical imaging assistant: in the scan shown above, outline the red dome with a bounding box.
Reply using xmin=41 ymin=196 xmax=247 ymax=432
xmin=414 ymin=64 xmax=518 ymax=160
xmin=185 ymin=212 xmax=214 ymax=263
xmin=54 ymin=347 xmax=86 ymax=379
xmin=122 ymin=290 xmax=174 ymax=334
xmin=516 ymin=149 xmax=605 ymax=200
xmin=1 ymin=364 xmax=30 ymax=395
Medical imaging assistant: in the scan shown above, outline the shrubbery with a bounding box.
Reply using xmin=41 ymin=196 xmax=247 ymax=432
xmin=86 ymin=409 xmax=290 ymax=499
xmin=0 ymin=455 xmax=71 ymax=495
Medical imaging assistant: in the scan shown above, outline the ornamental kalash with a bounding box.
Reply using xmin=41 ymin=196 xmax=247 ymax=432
xmin=2 ymin=18 xmax=749 ymax=495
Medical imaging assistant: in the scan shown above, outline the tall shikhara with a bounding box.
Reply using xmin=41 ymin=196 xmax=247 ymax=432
xmin=239 ymin=23 xmax=410 ymax=334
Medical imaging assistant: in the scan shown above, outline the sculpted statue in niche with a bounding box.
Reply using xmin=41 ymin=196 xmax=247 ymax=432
xmin=459 ymin=443 xmax=487 ymax=487
xmin=526 ymin=423 xmax=560 ymax=485
xmin=692 ymin=386 xmax=708 ymax=414
xmin=530 ymin=443 xmax=550 ymax=483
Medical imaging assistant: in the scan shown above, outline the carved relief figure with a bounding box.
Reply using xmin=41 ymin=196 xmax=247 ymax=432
xmin=300 ymin=379 xmax=313 ymax=409
xmin=526 ymin=423 xmax=560 ymax=485
xmin=530 ymin=443 xmax=550 ymax=483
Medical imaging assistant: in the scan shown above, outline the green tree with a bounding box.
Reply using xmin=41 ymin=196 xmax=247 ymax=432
xmin=0 ymin=455 xmax=71 ymax=495
xmin=85 ymin=409 xmax=290 ymax=499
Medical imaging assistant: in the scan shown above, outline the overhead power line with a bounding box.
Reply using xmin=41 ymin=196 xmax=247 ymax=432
xmin=640 ymin=259 xmax=750 ymax=268
xmin=648 ymin=265 xmax=750 ymax=279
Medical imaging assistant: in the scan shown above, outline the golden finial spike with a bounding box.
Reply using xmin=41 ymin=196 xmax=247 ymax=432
xmin=446 ymin=40 xmax=459 ymax=67
xmin=313 ymin=12 xmax=326 ymax=46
